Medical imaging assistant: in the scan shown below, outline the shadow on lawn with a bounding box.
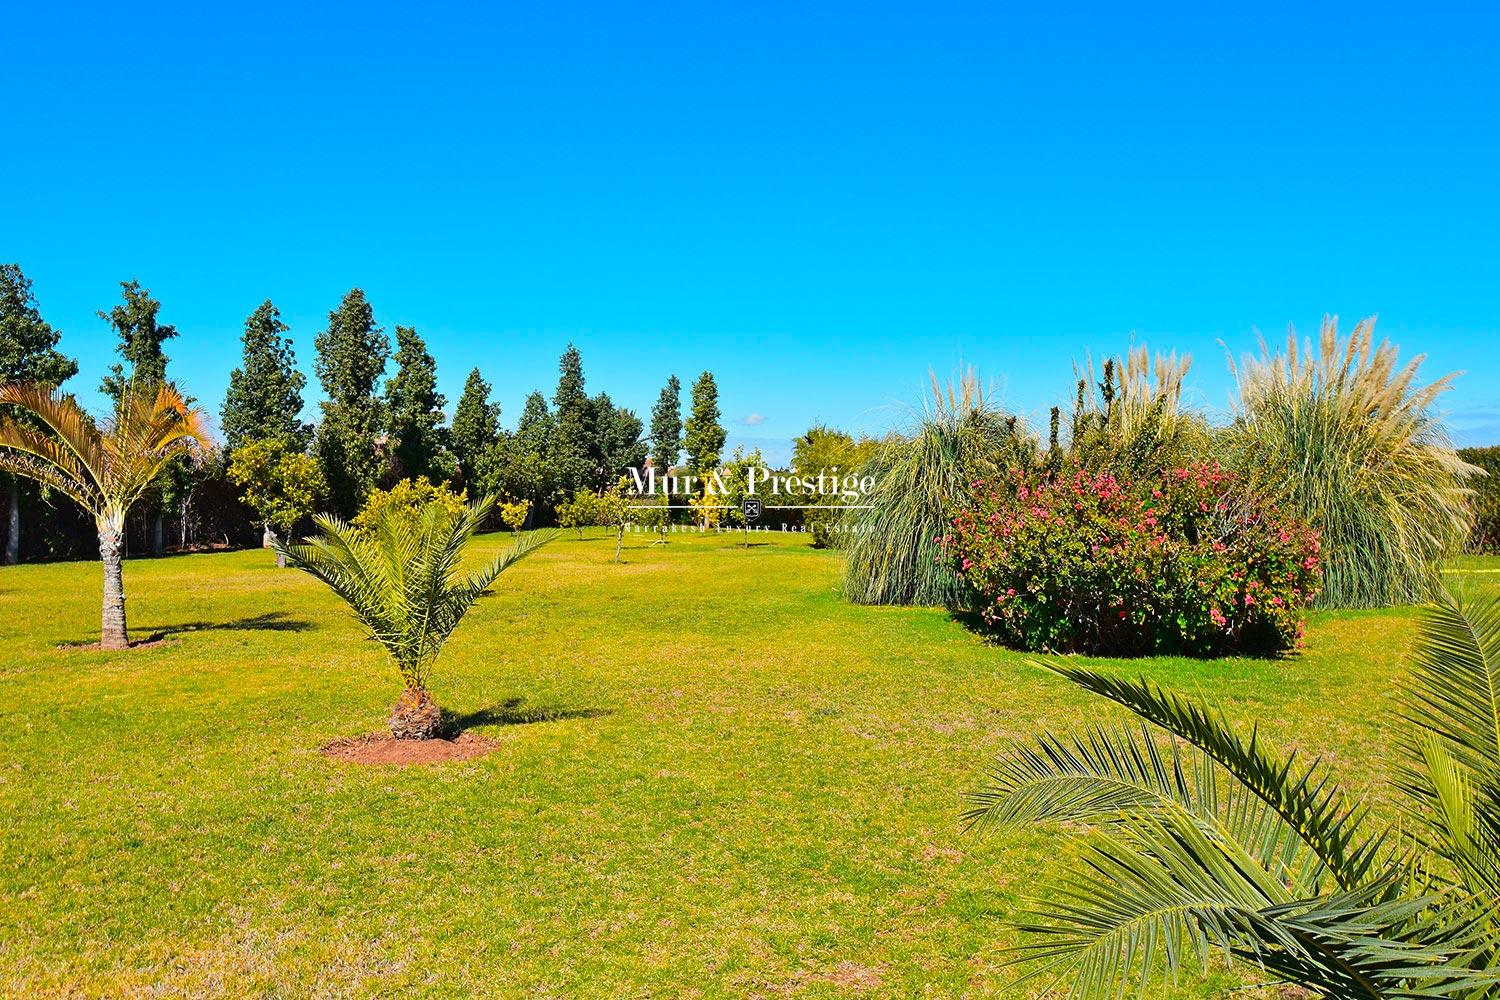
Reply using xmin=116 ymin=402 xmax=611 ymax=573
xmin=442 ymin=696 xmax=611 ymax=734
xmin=139 ymin=611 xmax=316 ymax=640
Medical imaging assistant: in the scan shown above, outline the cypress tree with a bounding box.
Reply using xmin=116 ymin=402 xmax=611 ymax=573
xmin=684 ymin=371 xmax=726 ymax=484
xmin=0 ymin=263 xmax=78 ymax=564
xmin=384 ymin=325 xmax=450 ymax=484
xmin=98 ymin=280 xmax=176 ymax=400
xmin=549 ymin=344 xmax=593 ymax=495
xmin=313 ymin=288 xmax=389 ymax=516
xmin=221 ymin=300 xmax=308 ymax=452
xmin=648 ymin=374 xmax=682 ymax=474
xmin=98 ymin=279 xmax=179 ymax=553
xmin=450 ymin=368 xmax=500 ymax=490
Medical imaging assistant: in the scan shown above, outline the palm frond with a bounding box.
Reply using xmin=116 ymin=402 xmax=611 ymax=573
xmin=968 ymin=724 xmax=1332 ymax=895
xmin=1008 ymin=808 xmax=1494 ymax=999
xmin=278 ymin=496 xmax=555 ymax=692
xmin=1395 ymin=593 xmax=1500 ymax=903
xmin=1040 ymin=662 xmax=1389 ymax=890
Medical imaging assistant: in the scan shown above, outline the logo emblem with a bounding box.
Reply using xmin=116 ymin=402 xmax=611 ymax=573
xmin=742 ymin=498 xmax=762 ymax=522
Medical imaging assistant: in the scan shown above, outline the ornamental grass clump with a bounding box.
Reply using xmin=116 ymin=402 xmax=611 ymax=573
xmin=946 ymin=462 xmax=1320 ymax=656
xmin=278 ymin=495 xmax=554 ymax=739
xmin=843 ymin=369 xmax=1035 ymax=607
xmin=1230 ymin=316 xmax=1475 ymax=608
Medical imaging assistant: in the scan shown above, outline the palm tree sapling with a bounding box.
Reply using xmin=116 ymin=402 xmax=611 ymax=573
xmin=278 ymin=495 xmax=554 ymax=739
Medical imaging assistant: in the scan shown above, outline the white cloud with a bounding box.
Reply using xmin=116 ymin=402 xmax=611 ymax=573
xmin=741 ymin=412 xmax=766 ymax=426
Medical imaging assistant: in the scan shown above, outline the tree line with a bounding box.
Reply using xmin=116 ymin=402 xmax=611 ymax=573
xmin=0 ymin=264 xmax=730 ymax=561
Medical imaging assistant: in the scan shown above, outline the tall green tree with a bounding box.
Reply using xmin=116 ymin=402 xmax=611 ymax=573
xmin=98 ymin=280 xmax=176 ymax=400
xmin=589 ymin=392 xmax=646 ymax=490
xmin=450 ymin=367 xmax=499 ymax=490
xmin=684 ymin=371 xmax=726 ymax=487
xmin=479 ymin=391 xmax=554 ymax=521
xmin=384 ymin=325 xmax=451 ymax=484
xmin=0 ymin=264 xmax=78 ymax=564
xmin=648 ymin=374 xmax=682 ymax=473
xmin=98 ymin=279 xmax=180 ymax=553
xmin=550 ymin=344 xmax=594 ymax=496
xmin=221 ymin=300 xmax=308 ymax=452
xmin=314 ymin=289 xmax=389 ymax=517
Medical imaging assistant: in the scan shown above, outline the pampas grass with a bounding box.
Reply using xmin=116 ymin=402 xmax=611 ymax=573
xmin=842 ymin=369 xmax=1034 ymax=606
xmin=1070 ymin=346 xmax=1209 ymax=474
xmin=1230 ymin=315 xmax=1476 ymax=608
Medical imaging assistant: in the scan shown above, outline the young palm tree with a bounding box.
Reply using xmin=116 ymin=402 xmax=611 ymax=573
xmin=0 ymin=382 xmax=209 ymax=649
xmin=967 ymin=593 xmax=1500 ymax=998
xmin=277 ymin=495 xmax=554 ymax=739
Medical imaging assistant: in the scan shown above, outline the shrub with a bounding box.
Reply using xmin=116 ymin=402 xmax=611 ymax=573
xmin=946 ymin=462 xmax=1321 ymax=656
xmin=1229 ymin=316 xmax=1475 ymax=607
xmin=352 ymin=478 xmax=467 ymax=535
xmin=1459 ymin=445 xmax=1500 ymax=553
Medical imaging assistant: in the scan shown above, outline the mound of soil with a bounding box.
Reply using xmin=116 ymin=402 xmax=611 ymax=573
xmin=320 ymin=731 xmax=499 ymax=765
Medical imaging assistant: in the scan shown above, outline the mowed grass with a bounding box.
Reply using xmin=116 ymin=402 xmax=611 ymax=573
xmin=2 ymin=530 xmax=1497 ymax=999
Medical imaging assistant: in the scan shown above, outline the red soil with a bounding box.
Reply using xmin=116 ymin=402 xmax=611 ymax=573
xmin=319 ymin=731 xmax=500 ymax=765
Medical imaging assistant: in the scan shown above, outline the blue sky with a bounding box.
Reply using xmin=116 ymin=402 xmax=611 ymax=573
xmin=4 ymin=2 xmax=1498 ymax=463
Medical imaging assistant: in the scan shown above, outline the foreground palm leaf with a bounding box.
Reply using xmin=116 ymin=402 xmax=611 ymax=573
xmin=0 ymin=381 xmax=209 ymax=648
xmin=278 ymin=496 xmax=554 ymax=739
xmin=969 ymin=592 xmax=1500 ymax=998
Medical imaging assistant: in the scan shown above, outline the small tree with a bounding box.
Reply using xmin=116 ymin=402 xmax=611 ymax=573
xmin=689 ymin=490 xmax=721 ymax=530
xmin=556 ymin=489 xmax=597 ymax=539
xmin=635 ymin=497 xmax=671 ymax=546
xmin=277 ymin=497 xmax=555 ymax=739
xmin=595 ymin=478 xmax=632 ymax=562
xmin=715 ymin=447 xmax=764 ymax=546
xmin=497 ymin=496 xmax=530 ymax=533
xmin=227 ymin=438 xmax=326 ymax=567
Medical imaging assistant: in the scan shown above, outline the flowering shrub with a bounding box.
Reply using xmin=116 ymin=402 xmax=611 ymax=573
xmin=945 ymin=463 xmax=1321 ymax=656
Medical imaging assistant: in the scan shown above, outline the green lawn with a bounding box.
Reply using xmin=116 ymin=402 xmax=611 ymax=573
xmin=3 ymin=531 xmax=1496 ymax=998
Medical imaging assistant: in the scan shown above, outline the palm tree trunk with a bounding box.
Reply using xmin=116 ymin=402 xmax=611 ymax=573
xmin=389 ymin=686 xmax=442 ymax=740
xmin=98 ymin=515 xmax=128 ymax=650
xmin=151 ymin=511 xmax=164 ymax=556
xmin=4 ymin=479 xmax=18 ymax=565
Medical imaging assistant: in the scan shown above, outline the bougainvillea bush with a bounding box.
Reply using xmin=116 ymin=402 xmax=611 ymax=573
xmin=945 ymin=463 xmax=1321 ymax=656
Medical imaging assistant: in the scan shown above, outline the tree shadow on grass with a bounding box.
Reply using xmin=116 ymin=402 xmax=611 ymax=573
xmin=56 ymin=612 xmax=316 ymax=651
xmin=442 ymin=696 xmax=611 ymax=735
xmin=139 ymin=611 xmax=316 ymax=640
